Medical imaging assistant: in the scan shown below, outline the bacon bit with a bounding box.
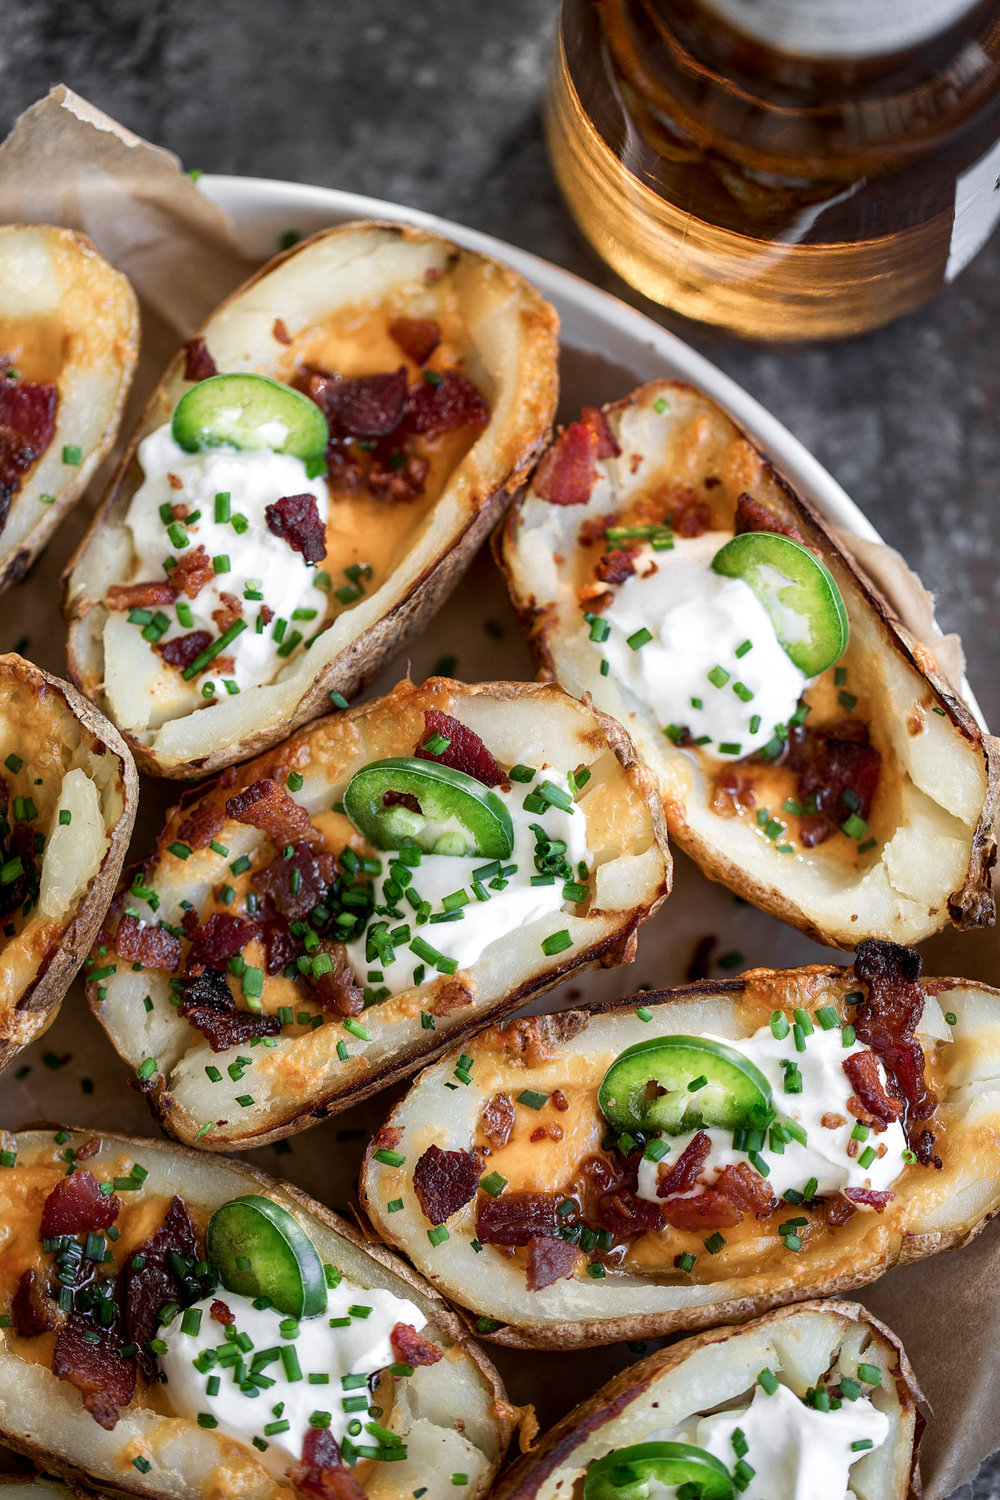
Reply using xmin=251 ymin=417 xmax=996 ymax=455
xmin=167 ymin=473 xmax=184 ymax=491
xmin=260 ymin=603 xmax=275 ymax=625
xmin=497 ymin=1012 xmax=588 ymax=1069
xmin=711 ymin=770 xmax=756 ymax=817
xmin=40 ymin=1170 xmax=121 ymax=1238
xmin=265 ymin=492 xmax=327 ymax=564
xmin=480 ymin=1093 xmax=515 ymax=1150
xmin=123 ymin=1196 xmax=201 ymax=1382
xmin=12 ymin=1268 xmax=59 ymax=1338
xmin=594 ymin=547 xmax=638 ymax=586
xmin=578 ymin=512 xmax=617 ymax=548
xmin=659 ymin=1190 xmax=743 ymax=1233
xmin=105 ymin=579 xmax=178 ymax=611
xmin=413 ymin=1145 xmax=480 ymax=1225
xmin=158 ymin=630 xmax=213 ymax=673
xmin=210 ymin=1299 xmax=235 ymax=1325
xmin=655 ymin=1132 xmax=711 ymax=1197
xmin=414 ymin=709 xmax=508 ymax=788
xmin=533 ymin=421 xmax=598 ymax=507
xmin=114 ymin=913 xmax=183 ymax=972
xmin=430 ymin=977 xmax=476 ymax=1017
xmin=272 ymin=318 xmax=292 ymax=345
xmin=593 ymin=1187 xmax=665 ymax=1238
xmin=253 ymin=842 xmax=333 ymax=920
xmin=530 ymin=1124 xmax=564 ymax=1143
xmin=477 ymin=1191 xmax=559 ymax=1246
xmin=367 ymin=452 xmax=430 ymax=503
xmin=852 ymin=940 xmax=938 ymax=1152
xmin=406 ymin=368 xmax=489 ymax=437
xmin=315 ymin=368 xmax=409 ymax=439
xmin=713 ymin=1162 xmax=777 ymax=1218
xmin=178 ymin=967 xmax=282 ymax=1051
xmin=526 ymin=1236 xmax=578 ymax=1291
xmin=843 ymin=1051 xmax=903 ymax=1125
xmin=289 ymin=1428 xmax=366 ymax=1500
xmin=550 ymin=1089 xmax=570 ymax=1112
xmin=389 ymin=317 xmax=441 ymax=366
xmin=171 ymin=544 xmax=215 ymax=600
xmin=390 ymin=1322 xmax=443 ymax=1366
xmin=183 ymin=911 xmax=258 ymax=971
xmin=669 ymin=492 xmax=713 ymax=538
xmin=0 ymin=822 xmax=34 ymax=920
xmin=0 ymin=378 xmax=59 ymax=536
xmin=424 ymin=266 xmax=443 ymax=283
xmin=176 ymin=799 xmax=227 ymax=851
xmin=212 ymin=591 xmax=244 ymax=634
xmin=172 ymin=503 xmax=190 ymax=521
xmin=821 ymin=1112 xmax=847 ymax=1130
xmin=76 ymin=1134 xmax=101 ymax=1160
xmin=263 ymin=917 xmax=299 ymax=976
xmin=182 ymin=336 xmax=217 ymax=382
xmin=844 ymin=1187 xmax=894 ymax=1213
xmin=909 ymin=1128 xmax=941 ymax=1168
xmin=581 ymin=406 xmax=620 ymax=458
xmin=824 ymin=1195 xmax=856 ymax=1228
xmin=846 ymin=1137 xmax=860 ymax=1158
xmin=53 ymin=1316 xmax=136 ymax=1429
xmin=787 ymin=720 xmax=881 ymax=848
xmin=312 ymin=960 xmax=364 ymax=1017
xmin=226 ymin=777 xmax=316 ymax=845
xmin=733 ymin=492 xmax=810 ymax=548
xmin=576 ymin=583 xmax=612 ymax=613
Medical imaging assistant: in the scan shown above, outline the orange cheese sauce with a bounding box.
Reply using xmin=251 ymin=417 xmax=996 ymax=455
xmin=0 ymin=315 xmax=68 ymax=383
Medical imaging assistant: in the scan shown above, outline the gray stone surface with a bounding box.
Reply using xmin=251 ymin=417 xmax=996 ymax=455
xmin=0 ymin=2 xmax=997 ymax=1494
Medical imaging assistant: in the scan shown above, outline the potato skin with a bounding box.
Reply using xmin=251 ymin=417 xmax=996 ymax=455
xmin=492 ymin=1300 xmax=923 ymax=1500
xmin=0 ymin=654 xmax=138 ymax=1076
xmin=499 ymin=379 xmax=1000 ymax=949
xmin=0 ymin=1127 xmax=514 ymax=1500
xmin=0 ymin=225 xmax=138 ymax=595
xmin=63 ymin=220 xmax=561 ymax=778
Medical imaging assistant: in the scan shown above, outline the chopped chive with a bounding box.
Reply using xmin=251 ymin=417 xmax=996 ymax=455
xmin=62 ymin=444 xmax=82 ymax=465
xmin=757 ymin=1368 xmax=779 ymax=1394
xmin=703 ymin=1232 xmax=726 ymax=1254
xmin=541 ymin=929 xmax=572 ymax=957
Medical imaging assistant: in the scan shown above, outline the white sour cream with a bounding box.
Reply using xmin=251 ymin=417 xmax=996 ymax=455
xmin=643 ymin=1379 xmax=889 ymax=1500
xmin=636 ymin=1023 xmax=908 ymax=1205
xmin=345 ymin=782 xmax=589 ymax=996
xmin=159 ymin=1276 xmax=424 ymax=1479
xmin=123 ymin=424 xmax=331 ymax=692
xmin=597 ymin=531 xmax=807 ymax=760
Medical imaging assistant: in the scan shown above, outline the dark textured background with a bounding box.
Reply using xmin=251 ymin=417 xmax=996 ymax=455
xmin=1 ymin=2 xmax=998 ymax=1495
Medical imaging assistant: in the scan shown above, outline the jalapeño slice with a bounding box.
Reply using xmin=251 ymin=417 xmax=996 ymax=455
xmin=206 ymin=1194 xmax=327 ymax=1318
xmin=585 ymin=1442 xmax=735 ymax=1500
xmin=343 ymin=756 xmax=514 ymax=859
xmin=172 ymin=372 xmax=329 ymax=465
xmin=599 ymin=1035 xmax=773 ymax=1136
xmin=710 ymin=530 xmax=849 ymax=677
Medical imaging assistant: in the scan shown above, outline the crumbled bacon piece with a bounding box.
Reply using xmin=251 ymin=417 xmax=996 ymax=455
xmin=526 ymin=1236 xmax=578 ymax=1291
xmin=211 ymin=1299 xmax=235 ymax=1325
xmin=669 ymin=490 xmax=713 ymax=538
xmin=226 ymin=777 xmax=316 ymax=845
xmin=412 ymin=1145 xmax=480 ymax=1225
xmin=253 ymin=841 xmax=333 ymax=920
xmin=0 ymin=377 xmax=58 ymax=536
xmin=367 ymin=451 xmax=430 ymax=502
xmin=714 ymin=1162 xmax=777 ymax=1218
xmin=787 ymin=719 xmax=881 ymax=847
xmin=315 ymin=368 xmax=409 ymax=439
xmin=262 ymin=917 xmax=299 ymax=976
xmin=852 ymin=940 xmax=937 ymax=1149
xmin=212 ymin=591 xmax=243 ymax=634
xmin=105 ymin=580 xmax=178 ymax=611
xmin=581 ymin=405 xmax=620 ymax=459
xmin=476 ymin=1191 xmax=558 ymax=1246
xmin=578 ymin=512 xmax=617 ymax=547
xmin=551 ymin=1089 xmax=569 ymax=1112
xmin=0 ymin=821 xmax=34 ymax=920
xmin=183 ymin=911 xmax=258 ymax=971
xmin=656 ymin=1132 xmax=711 ymax=1197
xmin=176 ymin=799 xmax=227 ymax=851
xmin=659 ymin=1190 xmax=743 ymax=1233
xmin=594 ymin=547 xmax=638 ymax=586
xmin=177 ymin=967 xmax=282 ymax=1051
xmin=265 ymin=493 xmax=327 ymax=564
xmin=824 ymin=1195 xmax=856 ymax=1228
xmin=289 ymin=1428 xmax=365 ymax=1500
xmin=593 ymin=1187 xmax=665 ymax=1238
xmin=414 ymin=709 xmax=507 ymax=788
xmin=844 ymin=1187 xmax=894 ymax=1212
xmin=123 ymin=1196 xmax=200 ymax=1382
xmin=40 ymin=1170 xmax=121 ymax=1238
xmin=429 ymin=977 xmax=476 ymax=1016
xmin=273 ymin=318 xmax=292 ymax=345
xmin=312 ymin=959 xmax=364 ymax=1017
xmin=406 ymin=368 xmax=489 ymax=437
xmin=733 ymin=492 xmax=810 ymax=548
xmin=842 ymin=1051 xmax=903 ymax=1126
xmin=390 ymin=1322 xmax=443 ymax=1366
xmin=533 ymin=421 xmax=597 ymax=507
xmin=158 ymin=630 xmax=213 ymax=673
xmin=114 ymin=913 xmax=183 ymax=972
xmin=12 ymin=1269 xmax=59 ymax=1338
xmin=53 ymin=1316 xmax=136 ymax=1429
xmin=389 ymin=318 xmax=441 ymax=366
xmin=171 ymin=544 xmax=215 ymax=600
xmin=530 ymin=1124 xmax=563 ymax=1143
xmin=182 ymin=337 xmax=217 ymax=382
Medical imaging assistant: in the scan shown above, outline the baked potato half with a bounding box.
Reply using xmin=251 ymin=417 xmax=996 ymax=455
xmin=493 ymin=1299 xmax=922 ymax=1500
xmin=360 ymin=940 xmax=1000 ymax=1348
xmin=0 ymin=225 xmax=138 ymax=593
xmin=0 ymin=1127 xmax=513 ymax=1500
xmin=86 ymin=676 xmax=670 ymax=1150
xmin=499 ymin=380 xmax=999 ymax=949
xmin=0 ymin=652 xmax=138 ymax=1074
xmin=64 ymin=220 xmax=559 ymax=778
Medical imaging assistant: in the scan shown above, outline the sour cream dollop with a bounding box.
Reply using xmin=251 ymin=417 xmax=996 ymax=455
xmin=596 ymin=531 xmax=807 ymax=760
xmin=636 ymin=1023 xmax=908 ymax=1205
xmin=159 ymin=1275 xmax=423 ymax=1479
xmin=123 ymin=425 xmax=330 ymax=692
xmin=643 ymin=1379 xmax=889 ymax=1500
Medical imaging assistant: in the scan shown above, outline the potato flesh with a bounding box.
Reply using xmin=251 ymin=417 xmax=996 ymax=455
xmin=503 ymin=382 xmax=994 ymax=948
xmin=37 ymin=770 xmax=107 ymax=919
xmin=0 ymin=1131 xmax=504 ymax=1500
xmin=361 ymin=973 xmax=1000 ymax=1340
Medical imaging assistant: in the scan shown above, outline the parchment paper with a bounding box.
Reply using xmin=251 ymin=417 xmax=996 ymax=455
xmin=0 ymin=87 xmax=997 ymax=1500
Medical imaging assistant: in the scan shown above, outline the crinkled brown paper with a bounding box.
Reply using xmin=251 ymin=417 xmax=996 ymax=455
xmin=0 ymin=84 xmax=997 ymax=1500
